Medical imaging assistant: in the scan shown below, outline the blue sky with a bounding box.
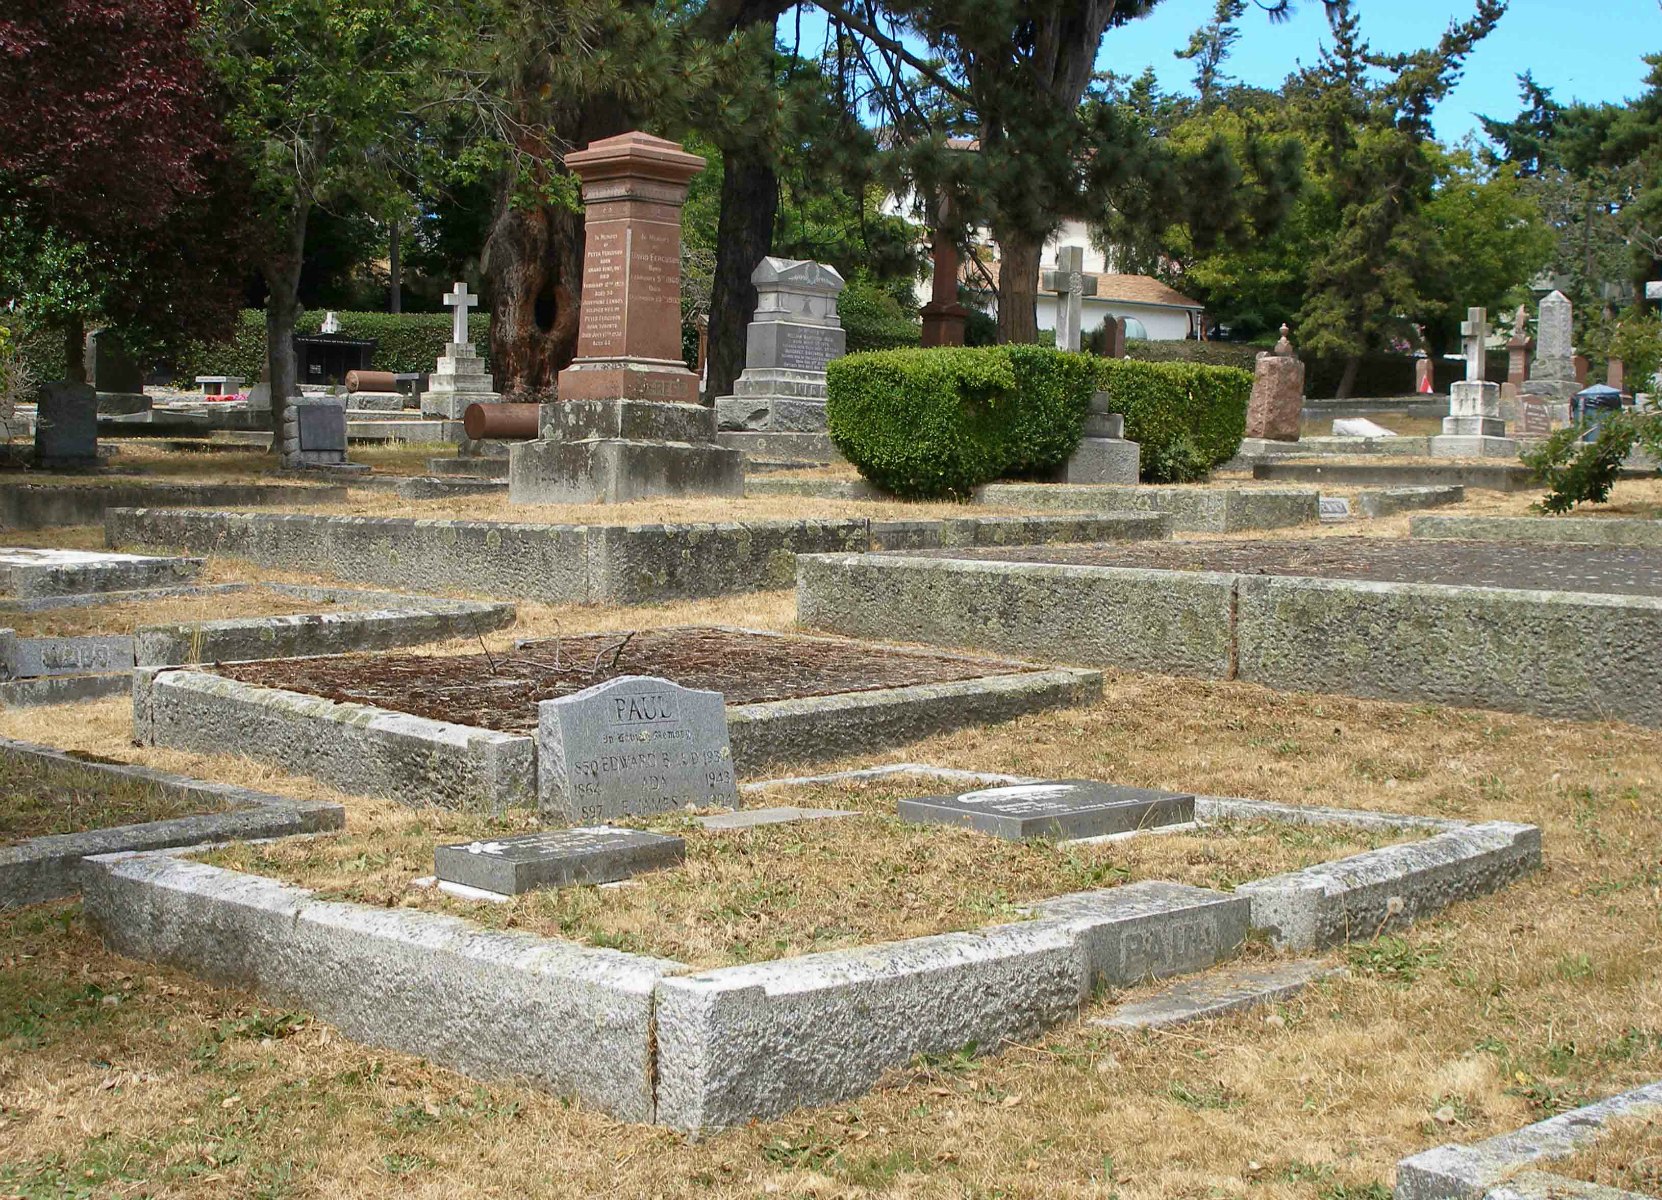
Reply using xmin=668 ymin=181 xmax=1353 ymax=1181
xmin=1100 ymin=0 xmax=1659 ymax=141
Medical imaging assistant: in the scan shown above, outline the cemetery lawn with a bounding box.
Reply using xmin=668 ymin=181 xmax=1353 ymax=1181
xmin=0 ymin=754 xmax=227 ymax=845
xmin=0 ymin=584 xmax=362 ymax=639
xmin=196 ymin=788 xmax=1404 ymax=969
xmin=1548 ymin=1115 xmax=1662 ymax=1193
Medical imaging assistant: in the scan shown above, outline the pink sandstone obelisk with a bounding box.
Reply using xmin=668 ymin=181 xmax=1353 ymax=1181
xmin=509 ymin=131 xmax=744 ymax=504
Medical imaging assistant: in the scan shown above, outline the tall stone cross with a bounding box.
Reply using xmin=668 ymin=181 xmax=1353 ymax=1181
xmin=1460 ymin=306 xmax=1487 ymax=383
xmin=444 ymin=282 xmax=479 ymax=346
xmin=1043 ymin=245 xmax=1097 ymax=352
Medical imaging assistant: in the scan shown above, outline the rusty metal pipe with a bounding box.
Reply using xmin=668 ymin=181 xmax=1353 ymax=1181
xmin=345 ymin=369 xmax=398 ymax=393
xmin=463 ymin=402 xmax=540 ymax=441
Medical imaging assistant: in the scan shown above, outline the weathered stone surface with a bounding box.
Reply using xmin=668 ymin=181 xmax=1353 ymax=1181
xmin=435 ymin=827 xmax=684 ymax=895
xmin=897 ymin=780 xmax=1194 ymax=841
xmin=1530 ymin=290 xmax=1576 ymax=384
xmin=1234 ymin=821 xmax=1541 ymax=949
xmin=82 ymin=852 xmax=680 ymax=1122
xmin=1394 ymin=1080 xmax=1662 ymax=1200
xmin=1233 ymin=573 xmax=1662 ymax=726
xmin=1433 ymin=381 xmax=1515 ymax=457
xmin=695 ymin=806 xmax=853 ymax=830
xmin=653 ymin=881 xmax=1246 ymax=1130
xmin=1411 ymin=515 xmax=1662 ymax=549
xmin=0 ymin=673 xmax=131 ymax=707
xmin=0 ymin=483 xmax=347 ymax=530
xmin=1252 ymin=461 xmax=1543 ymax=492
xmin=1333 ymin=418 xmax=1398 ymax=438
xmin=508 ymin=435 xmax=744 ymax=505
xmin=585 ymin=519 xmax=869 ymax=604
xmin=1056 ymin=437 xmax=1140 ymax=484
xmin=0 ymin=631 xmax=131 ymax=677
xmin=139 ymin=670 xmax=536 ymax=810
xmin=715 ymin=257 xmax=847 ymax=432
xmin=973 ymin=484 xmax=1319 ymax=533
xmin=0 ymin=548 xmax=202 ymax=598
xmin=797 ymin=554 xmax=1237 ymax=677
xmin=1245 ymin=353 xmax=1305 ymax=441
xmin=0 ymin=736 xmax=342 ymax=908
xmin=1093 ymin=958 xmax=1344 ymax=1030
xmin=35 ymin=381 xmax=99 ymax=469
xmin=726 ymin=668 xmax=1102 ymax=772
xmin=1355 ymin=486 xmax=1464 ymax=519
xmin=537 ymin=675 xmax=738 ymax=823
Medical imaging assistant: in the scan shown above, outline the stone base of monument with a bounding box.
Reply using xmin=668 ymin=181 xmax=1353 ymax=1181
xmin=1431 ymin=380 xmax=1518 ymax=458
xmin=508 ymin=399 xmax=744 ymax=505
xmin=96 ymin=392 xmax=151 ymax=417
xmin=1054 ymin=437 xmax=1140 ymax=484
xmin=419 ymin=343 xmax=500 ymax=419
xmin=715 ymin=370 xmax=830 ymax=432
xmin=1429 ymin=434 xmax=1520 ymax=458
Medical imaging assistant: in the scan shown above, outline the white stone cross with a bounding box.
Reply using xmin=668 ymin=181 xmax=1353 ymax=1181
xmin=444 ymin=282 xmax=479 ymax=346
xmin=1460 ymin=306 xmax=1487 ymax=383
xmin=1042 ymin=245 xmax=1098 ymax=353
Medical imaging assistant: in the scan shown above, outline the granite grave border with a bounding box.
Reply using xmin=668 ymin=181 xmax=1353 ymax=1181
xmin=1411 ymin=514 xmax=1662 ymax=549
xmin=81 ymin=778 xmax=1541 ymax=1131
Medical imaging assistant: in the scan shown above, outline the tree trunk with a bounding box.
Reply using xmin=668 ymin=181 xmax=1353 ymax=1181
xmin=389 ymin=221 xmax=401 ymax=314
xmin=265 ymin=198 xmax=310 ymax=457
xmin=61 ymin=317 xmax=86 ymax=384
xmin=1336 ymin=354 xmax=1360 ymax=400
xmin=994 ymin=226 xmax=1042 ymax=345
xmin=482 ymin=191 xmax=575 ymax=400
xmin=706 ymin=143 xmax=779 ymax=402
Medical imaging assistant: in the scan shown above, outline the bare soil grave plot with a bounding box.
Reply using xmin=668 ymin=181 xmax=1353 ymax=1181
xmin=199 ymin=775 xmax=1404 ymax=970
xmin=213 ymin=626 xmax=1050 ymax=737
xmin=904 ymin=537 xmax=1662 ymax=597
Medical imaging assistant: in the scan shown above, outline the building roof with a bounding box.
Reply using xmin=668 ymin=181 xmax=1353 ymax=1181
xmin=962 ymin=259 xmax=1204 ymax=312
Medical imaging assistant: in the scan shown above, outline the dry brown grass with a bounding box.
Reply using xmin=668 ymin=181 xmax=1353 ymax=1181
xmin=0 ymin=754 xmax=228 ymax=846
xmin=3 ymin=662 xmax=1661 ymax=1198
xmin=200 ymin=781 xmax=1400 ymax=969
xmin=1548 ymin=1113 xmax=1662 ymax=1192
xmin=0 ymin=585 xmax=362 ymax=638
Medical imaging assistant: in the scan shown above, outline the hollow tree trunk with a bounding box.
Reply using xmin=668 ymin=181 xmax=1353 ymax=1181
xmin=482 ymin=191 xmax=576 ymax=400
xmin=994 ymin=227 xmax=1042 ymax=345
xmin=264 ymin=198 xmax=310 ymax=456
xmin=706 ymin=142 xmax=779 ymax=402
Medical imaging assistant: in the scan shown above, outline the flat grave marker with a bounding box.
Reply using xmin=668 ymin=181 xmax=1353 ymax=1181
xmin=433 ymin=826 xmax=685 ymax=896
xmin=539 ymin=674 xmax=740 ymax=823
xmin=898 ymin=779 xmax=1195 ymax=842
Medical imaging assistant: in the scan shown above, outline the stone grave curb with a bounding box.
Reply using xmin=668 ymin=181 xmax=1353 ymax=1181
xmin=134 ymin=650 xmax=1098 ymax=807
xmin=0 ymin=735 xmax=343 ymax=907
xmin=1234 ymin=574 xmax=1662 ymax=727
xmin=135 ymin=670 xmax=538 ymax=812
xmin=652 ymin=880 xmax=1248 ymax=1130
xmin=0 ymin=673 xmax=132 ymax=708
xmin=1355 ymin=485 xmax=1465 ymax=518
xmin=972 ymin=484 xmax=1320 ymax=532
xmin=0 ymin=552 xmax=203 ymax=599
xmin=1233 ymin=821 xmax=1541 ymax=950
xmin=800 ymin=554 xmax=1662 ymax=727
xmin=1411 ymin=514 xmax=1662 ymax=548
xmin=1250 ymin=461 xmax=1588 ymax=492
xmin=1394 ymin=1079 xmax=1662 ymax=1200
xmin=0 ymin=482 xmax=350 ymax=530
xmin=82 ymin=852 xmax=675 ymax=1123
xmin=796 ymin=554 xmax=1237 ymax=678
xmin=727 ymin=667 xmax=1103 ymax=771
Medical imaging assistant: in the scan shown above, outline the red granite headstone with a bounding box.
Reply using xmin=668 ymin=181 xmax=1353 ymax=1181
xmin=556 ymin=132 xmax=705 ymax=405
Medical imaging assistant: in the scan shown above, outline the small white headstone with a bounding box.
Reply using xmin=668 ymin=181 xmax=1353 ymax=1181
xmin=1318 ymin=497 xmax=1353 ymax=523
xmin=1332 ymin=418 xmax=1398 ymax=438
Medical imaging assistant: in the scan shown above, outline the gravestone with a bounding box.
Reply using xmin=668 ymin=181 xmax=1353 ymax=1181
xmin=84 ymin=329 xmax=150 ymax=415
xmin=419 ymin=281 xmax=501 ymax=418
xmin=1101 ymin=316 xmax=1128 ymax=360
xmin=1607 ymin=357 xmax=1625 ymax=393
xmin=1318 ymin=496 xmax=1353 ymax=523
xmin=280 ymin=397 xmax=353 ymax=469
xmin=1432 ymin=307 xmax=1515 ymax=458
xmin=897 ymin=780 xmax=1194 ymax=842
xmin=1043 ymin=245 xmax=1097 ymax=353
xmin=1052 ymin=390 xmax=1139 ymax=483
xmin=1518 ymin=290 xmax=1577 ymax=427
xmin=714 ymin=257 xmax=847 ymax=432
xmin=509 ymin=132 xmax=744 ymax=504
xmin=537 ymin=674 xmax=739 ymax=824
xmin=1243 ymin=324 xmax=1305 ymax=442
xmin=1333 ymin=418 xmax=1397 ymax=438
xmin=1414 ymin=356 xmax=1435 ymax=395
xmin=34 ymin=381 xmax=98 ymax=470
xmin=1500 ymin=304 xmax=1532 ymax=422
xmin=195 ymin=375 xmax=245 ymax=396
xmin=1518 ymin=396 xmax=1553 ymax=439
xmin=434 ymin=827 xmax=684 ymax=896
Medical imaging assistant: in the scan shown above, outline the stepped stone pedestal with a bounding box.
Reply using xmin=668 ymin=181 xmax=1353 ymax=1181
xmin=1052 ymin=395 xmax=1139 ymax=484
xmin=420 ymin=341 xmax=500 ymax=419
xmin=1432 ymin=380 xmax=1517 ymax=458
xmin=715 ymin=257 xmax=846 ymax=433
xmin=508 ymin=131 xmax=742 ymax=505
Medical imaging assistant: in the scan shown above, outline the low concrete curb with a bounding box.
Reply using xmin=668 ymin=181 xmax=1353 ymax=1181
xmin=84 ymin=853 xmax=677 ymax=1123
xmin=1356 ymin=485 xmax=1464 ymax=518
xmin=1093 ymin=959 xmax=1344 ymax=1030
xmin=135 ymin=670 xmax=538 ymax=811
xmin=625 ymin=881 xmax=1245 ymax=1130
xmin=1234 ymin=822 xmax=1541 ymax=950
xmin=1252 ymin=462 xmax=1544 ymax=492
xmin=1395 ymin=1079 xmax=1662 ymax=1199
xmin=0 ymin=736 xmax=342 ymax=907
xmin=728 ymin=668 xmax=1102 ymax=771
xmin=1411 ymin=514 xmax=1662 ymax=548
xmin=0 ymin=673 xmax=131 ymax=707
xmin=973 ymin=484 xmax=1319 ymax=532
xmin=0 ymin=482 xmax=348 ymax=530
xmin=797 ymin=554 xmax=1236 ymax=677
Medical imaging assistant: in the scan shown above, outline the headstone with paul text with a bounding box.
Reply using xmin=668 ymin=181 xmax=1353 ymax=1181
xmin=434 ymin=827 xmax=685 ymax=896
xmin=897 ymin=779 xmax=1194 ymax=842
xmin=537 ymin=674 xmax=739 ymax=824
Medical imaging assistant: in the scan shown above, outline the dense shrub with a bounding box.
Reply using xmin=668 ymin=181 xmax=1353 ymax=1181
xmin=1093 ymin=358 xmax=1252 ymax=483
xmin=1523 ymin=409 xmax=1662 ymax=513
xmin=169 ymin=309 xmax=491 ymax=382
xmin=826 ymin=345 xmax=1096 ymax=499
xmin=837 ymin=277 xmax=922 ymax=353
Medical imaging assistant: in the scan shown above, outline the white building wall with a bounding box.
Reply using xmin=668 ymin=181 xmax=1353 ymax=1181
xmin=1036 ymin=296 xmax=1197 ymax=342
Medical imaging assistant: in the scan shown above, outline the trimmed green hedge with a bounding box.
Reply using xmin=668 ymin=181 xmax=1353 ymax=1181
xmin=837 ymin=278 xmax=922 ymax=353
xmin=826 ymin=344 xmax=1096 ymax=499
xmin=1093 ymin=358 xmax=1251 ymax=483
xmin=170 ymin=309 xmax=491 ymax=382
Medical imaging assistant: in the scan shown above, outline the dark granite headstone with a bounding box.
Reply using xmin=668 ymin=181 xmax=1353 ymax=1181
xmin=296 ymin=402 xmax=347 ymax=453
xmin=538 ymin=674 xmax=739 ymax=823
xmin=897 ymin=780 xmax=1195 ymax=842
xmin=434 ymin=827 xmax=684 ymax=895
xmin=34 ymin=381 xmax=98 ymax=470
xmin=85 ymin=329 xmax=144 ymax=394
